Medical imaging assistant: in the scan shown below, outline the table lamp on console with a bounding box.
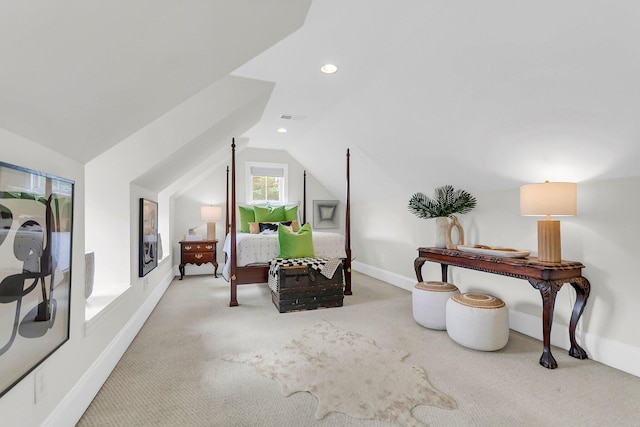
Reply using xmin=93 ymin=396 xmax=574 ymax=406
xmin=201 ymin=205 xmax=223 ymax=241
xmin=520 ymin=181 xmax=577 ymax=263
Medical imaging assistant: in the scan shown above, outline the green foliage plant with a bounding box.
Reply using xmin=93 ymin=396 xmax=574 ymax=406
xmin=408 ymin=185 xmax=477 ymax=219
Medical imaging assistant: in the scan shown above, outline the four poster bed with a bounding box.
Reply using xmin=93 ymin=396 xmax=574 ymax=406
xmin=223 ymin=139 xmax=352 ymax=307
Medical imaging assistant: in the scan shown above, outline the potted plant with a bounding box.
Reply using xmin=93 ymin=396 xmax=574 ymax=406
xmin=408 ymin=185 xmax=477 ymax=248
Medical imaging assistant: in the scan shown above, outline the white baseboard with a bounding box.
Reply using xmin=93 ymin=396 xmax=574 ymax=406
xmin=43 ymin=271 xmax=174 ymax=427
xmin=352 ymin=261 xmax=640 ymax=378
xmin=352 ymin=260 xmax=416 ymax=292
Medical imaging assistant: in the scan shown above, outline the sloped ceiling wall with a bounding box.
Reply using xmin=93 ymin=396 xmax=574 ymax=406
xmin=1 ymin=0 xmax=639 ymax=201
xmin=131 ymin=76 xmax=274 ymax=193
xmin=0 ymin=0 xmax=311 ymax=166
xmin=234 ymin=0 xmax=640 ymax=202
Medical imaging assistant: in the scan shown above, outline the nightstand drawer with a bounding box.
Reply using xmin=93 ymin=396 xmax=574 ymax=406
xmin=182 ymin=252 xmax=214 ymax=264
xmin=182 ymin=243 xmax=215 ymax=253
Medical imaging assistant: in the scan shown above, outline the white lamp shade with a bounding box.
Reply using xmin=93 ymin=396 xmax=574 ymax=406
xmin=520 ymin=182 xmax=577 ymax=217
xmin=201 ymin=205 xmax=222 ymax=221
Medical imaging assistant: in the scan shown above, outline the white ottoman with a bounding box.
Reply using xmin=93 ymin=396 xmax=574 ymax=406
xmin=412 ymin=281 xmax=460 ymax=330
xmin=446 ymin=293 xmax=509 ymax=351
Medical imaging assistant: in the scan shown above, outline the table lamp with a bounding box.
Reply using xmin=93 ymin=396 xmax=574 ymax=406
xmin=201 ymin=205 xmax=222 ymax=241
xmin=520 ymin=181 xmax=577 ymax=263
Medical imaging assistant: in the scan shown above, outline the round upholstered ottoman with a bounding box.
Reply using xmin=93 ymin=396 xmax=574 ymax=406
xmin=446 ymin=293 xmax=509 ymax=351
xmin=412 ymin=281 xmax=460 ymax=330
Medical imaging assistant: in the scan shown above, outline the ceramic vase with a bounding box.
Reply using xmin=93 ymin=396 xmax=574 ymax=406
xmin=434 ymin=217 xmax=449 ymax=248
xmin=157 ymin=233 xmax=164 ymax=260
xmin=85 ymin=251 xmax=95 ymax=299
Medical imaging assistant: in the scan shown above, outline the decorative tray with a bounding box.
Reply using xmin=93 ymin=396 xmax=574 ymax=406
xmin=457 ymin=245 xmax=530 ymax=258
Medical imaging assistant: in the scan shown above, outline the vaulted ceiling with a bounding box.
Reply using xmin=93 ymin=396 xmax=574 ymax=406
xmin=0 ymin=0 xmax=310 ymax=163
xmin=2 ymin=1 xmax=640 ymax=202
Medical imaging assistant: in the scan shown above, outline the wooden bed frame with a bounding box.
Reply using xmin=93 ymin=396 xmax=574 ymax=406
xmin=225 ymin=139 xmax=352 ymax=307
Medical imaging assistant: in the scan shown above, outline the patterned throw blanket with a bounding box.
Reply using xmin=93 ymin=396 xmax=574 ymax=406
xmin=268 ymin=257 xmax=343 ymax=293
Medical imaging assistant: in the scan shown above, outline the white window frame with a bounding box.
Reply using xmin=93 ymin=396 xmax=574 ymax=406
xmin=245 ymin=161 xmax=288 ymax=204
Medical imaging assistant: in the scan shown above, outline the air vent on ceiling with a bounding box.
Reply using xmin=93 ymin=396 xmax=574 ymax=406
xmin=280 ymin=114 xmax=306 ymax=121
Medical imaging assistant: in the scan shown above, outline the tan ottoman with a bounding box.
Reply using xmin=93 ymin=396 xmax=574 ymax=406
xmin=446 ymin=293 xmax=509 ymax=351
xmin=412 ymin=281 xmax=460 ymax=330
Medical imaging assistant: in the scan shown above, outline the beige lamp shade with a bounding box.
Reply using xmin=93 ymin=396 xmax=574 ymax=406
xmin=520 ymin=182 xmax=577 ymax=217
xmin=201 ymin=205 xmax=222 ymax=221
xmin=520 ymin=181 xmax=577 ymax=263
xmin=201 ymin=206 xmax=222 ymax=240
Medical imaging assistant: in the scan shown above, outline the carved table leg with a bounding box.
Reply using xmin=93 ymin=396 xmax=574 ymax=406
xmin=441 ymin=264 xmax=449 ymax=282
xmin=568 ymin=277 xmax=590 ymax=360
xmin=528 ymin=279 xmax=564 ymax=369
xmin=414 ymin=257 xmax=426 ymax=282
xmin=414 ymin=257 xmax=450 ymax=283
xmin=179 ymin=264 xmax=185 ymax=280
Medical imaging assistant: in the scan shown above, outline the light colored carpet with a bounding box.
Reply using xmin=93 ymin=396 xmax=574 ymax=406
xmin=223 ymin=320 xmax=456 ymax=426
xmin=77 ymin=271 xmax=640 ymax=426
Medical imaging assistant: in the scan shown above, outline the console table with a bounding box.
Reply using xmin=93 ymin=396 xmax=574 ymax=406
xmin=179 ymin=239 xmax=218 ymax=280
xmin=414 ymin=247 xmax=590 ymax=369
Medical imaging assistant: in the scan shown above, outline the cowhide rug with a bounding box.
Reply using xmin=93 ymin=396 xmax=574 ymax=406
xmin=222 ymin=320 xmax=456 ymax=426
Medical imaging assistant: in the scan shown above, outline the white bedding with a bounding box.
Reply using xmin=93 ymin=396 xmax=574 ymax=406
xmin=222 ymin=231 xmax=347 ymax=281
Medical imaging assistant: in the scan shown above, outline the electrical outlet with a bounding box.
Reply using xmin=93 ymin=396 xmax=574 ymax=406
xmin=34 ymin=366 xmax=45 ymax=403
xmin=143 ymin=277 xmax=149 ymax=292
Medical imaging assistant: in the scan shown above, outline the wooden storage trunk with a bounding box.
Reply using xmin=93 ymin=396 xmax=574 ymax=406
xmin=272 ymin=263 xmax=344 ymax=313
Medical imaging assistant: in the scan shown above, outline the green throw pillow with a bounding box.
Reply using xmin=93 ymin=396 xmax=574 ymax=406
xmin=238 ymin=206 xmax=255 ymax=233
xmin=278 ymin=222 xmax=315 ymax=259
xmin=284 ymin=204 xmax=298 ymax=222
xmin=0 ymin=191 xmax=20 ymax=199
xmin=254 ymin=205 xmax=286 ymax=223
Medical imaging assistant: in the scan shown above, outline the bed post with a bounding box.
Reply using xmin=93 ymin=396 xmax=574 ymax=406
xmin=303 ymin=170 xmax=307 ymax=225
xmin=225 ymin=165 xmax=230 ymax=235
xmin=344 ymin=148 xmax=352 ymax=295
xmin=229 ymin=140 xmax=238 ymax=306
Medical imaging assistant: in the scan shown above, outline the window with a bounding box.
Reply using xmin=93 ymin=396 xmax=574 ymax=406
xmin=246 ymin=162 xmax=288 ymax=204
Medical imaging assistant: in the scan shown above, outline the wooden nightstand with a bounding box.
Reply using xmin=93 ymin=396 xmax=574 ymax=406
xmin=179 ymin=239 xmax=218 ymax=280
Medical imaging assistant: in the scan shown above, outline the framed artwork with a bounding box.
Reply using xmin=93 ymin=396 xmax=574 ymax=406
xmin=139 ymin=198 xmax=158 ymax=277
xmin=313 ymin=200 xmax=339 ymax=229
xmin=0 ymin=162 xmax=74 ymax=398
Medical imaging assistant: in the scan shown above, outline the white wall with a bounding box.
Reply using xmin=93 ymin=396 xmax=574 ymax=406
xmin=85 ymin=75 xmax=273 ymax=288
xmin=0 ymin=130 xmax=174 ymax=427
xmin=351 ymin=176 xmax=640 ymax=376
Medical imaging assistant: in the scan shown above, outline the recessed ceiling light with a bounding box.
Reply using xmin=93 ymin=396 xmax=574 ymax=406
xmin=277 ymin=128 xmax=288 ymax=133
xmin=320 ymin=64 xmax=338 ymax=74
